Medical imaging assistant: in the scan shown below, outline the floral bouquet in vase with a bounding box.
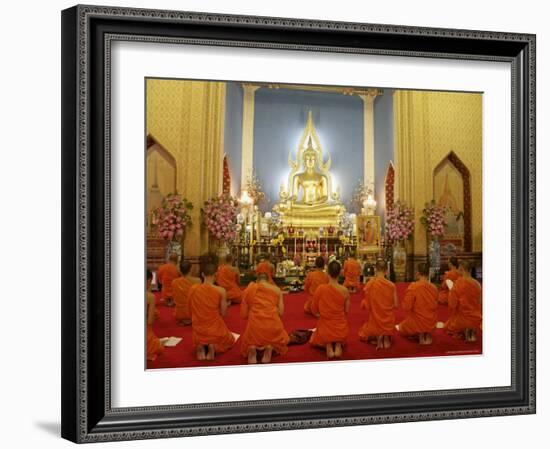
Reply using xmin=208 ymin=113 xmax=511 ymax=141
xmin=151 ymin=193 xmax=193 ymax=241
xmin=203 ymin=193 xmax=239 ymax=246
xmin=386 ymin=201 xmax=414 ymax=244
xmin=421 ymin=200 xmax=448 ymax=239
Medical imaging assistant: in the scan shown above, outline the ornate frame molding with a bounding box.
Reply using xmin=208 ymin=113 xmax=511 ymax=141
xmin=61 ymin=4 xmax=536 ymax=443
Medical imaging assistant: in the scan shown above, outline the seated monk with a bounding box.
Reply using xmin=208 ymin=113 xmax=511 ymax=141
xmin=309 ymin=260 xmax=350 ymax=359
xmin=444 ymin=260 xmax=482 ymax=342
xmin=256 ymin=254 xmax=275 ymax=284
xmin=188 ymin=254 xmax=235 ymax=361
xmin=146 ymin=270 xmax=164 ymax=362
xmin=216 ymin=254 xmax=243 ymax=304
xmin=303 ymin=256 xmax=330 ymax=316
xmin=172 ymin=260 xmax=201 ymax=326
xmin=343 ymin=254 xmax=361 ymax=292
xmin=438 ymin=256 xmax=461 ymax=305
xmin=240 ymin=273 xmax=289 ymax=364
xmin=397 ymin=263 xmax=438 ymax=345
xmin=157 ymin=253 xmax=181 ymax=307
xmin=358 ymin=259 xmax=398 ymax=349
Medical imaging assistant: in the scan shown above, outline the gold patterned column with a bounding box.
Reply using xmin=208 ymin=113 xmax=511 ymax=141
xmin=358 ymin=89 xmax=381 ymax=191
xmin=146 ymin=79 xmax=226 ymax=258
xmin=393 ymin=90 xmax=430 ymax=258
xmin=240 ymin=83 xmax=260 ymax=191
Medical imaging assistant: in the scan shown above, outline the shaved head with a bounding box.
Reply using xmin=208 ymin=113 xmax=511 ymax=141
xmin=375 ymin=259 xmax=387 ymax=273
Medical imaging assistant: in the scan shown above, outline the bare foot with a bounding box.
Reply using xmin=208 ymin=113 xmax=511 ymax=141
xmin=206 ymin=344 xmax=215 ymax=360
xmin=419 ymin=333 xmax=426 ymax=345
xmin=425 ymin=333 xmax=433 ymax=345
xmin=422 ymin=333 xmax=433 ymax=345
xmin=261 ymin=346 xmax=273 ymax=364
xmin=196 ymin=345 xmax=206 ymax=361
xmin=376 ymin=336 xmax=384 ymax=350
xmin=383 ymin=335 xmax=391 ymax=349
xmin=247 ymin=346 xmax=258 ymax=364
xmin=465 ymin=329 xmax=477 ymax=342
xmin=326 ymin=343 xmax=335 ymax=359
xmin=334 ymin=342 xmax=343 ymax=358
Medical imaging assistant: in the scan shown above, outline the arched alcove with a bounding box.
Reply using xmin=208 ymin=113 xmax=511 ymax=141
xmin=433 ymin=151 xmax=472 ymax=252
xmin=146 ymin=134 xmax=177 ymax=213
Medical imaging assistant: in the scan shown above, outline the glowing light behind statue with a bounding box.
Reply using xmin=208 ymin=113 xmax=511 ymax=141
xmin=274 ymin=110 xmax=346 ymax=229
xmin=285 ymin=111 xmax=336 ymax=203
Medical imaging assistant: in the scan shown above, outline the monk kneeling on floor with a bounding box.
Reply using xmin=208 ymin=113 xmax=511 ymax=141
xmin=309 ymin=260 xmax=350 ymax=359
xmin=255 ymin=254 xmax=275 ymax=284
xmin=216 ymin=254 xmax=243 ymax=304
xmin=303 ymin=256 xmax=330 ymax=316
xmin=188 ymin=254 xmax=235 ymax=361
xmin=444 ymin=260 xmax=482 ymax=342
xmin=240 ymin=273 xmax=289 ymax=364
xmin=157 ymin=253 xmax=180 ymax=307
xmin=359 ymin=259 xmax=398 ymax=350
xmin=146 ymin=270 xmax=164 ymax=362
xmin=172 ymin=260 xmax=201 ymax=326
xmin=343 ymin=253 xmax=361 ymax=293
xmin=396 ymin=263 xmax=438 ymax=345
xmin=438 ymin=256 xmax=461 ymax=305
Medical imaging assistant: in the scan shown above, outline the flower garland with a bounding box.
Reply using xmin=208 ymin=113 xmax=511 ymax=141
xmin=151 ymin=193 xmax=193 ymax=241
xmin=421 ymin=200 xmax=448 ymax=239
xmin=203 ymin=194 xmax=239 ymax=243
xmin=386 ymin=201 xmax=414 ymax=244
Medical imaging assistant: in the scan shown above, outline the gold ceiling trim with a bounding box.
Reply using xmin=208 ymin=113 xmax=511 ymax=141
xmin=244 ymin=82 xmax=383 ymax=97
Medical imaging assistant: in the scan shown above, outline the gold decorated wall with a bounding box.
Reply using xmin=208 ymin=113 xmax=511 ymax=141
xmin=393 ymin=90 xmax=482 ymax=255
xmin=146 ymin=79 xmax=226 ymax=258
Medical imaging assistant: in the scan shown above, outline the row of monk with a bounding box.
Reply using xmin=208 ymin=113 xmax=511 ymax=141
xmin=147 ymin=253 xmax=482 ymax=363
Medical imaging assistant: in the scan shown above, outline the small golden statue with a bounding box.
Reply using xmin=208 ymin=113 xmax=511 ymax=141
xmin=291 ymin=138 xmax=329 ymax=205
xmin=274 ymin=111 xmax=345 ymax=229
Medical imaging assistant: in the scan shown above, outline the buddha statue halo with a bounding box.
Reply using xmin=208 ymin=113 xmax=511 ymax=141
xmin=273 ymin=110 xmax=346 ymax=230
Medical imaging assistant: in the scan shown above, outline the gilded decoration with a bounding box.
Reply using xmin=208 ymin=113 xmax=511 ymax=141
xmin=274 ymin=111 xmax=346 ymax=229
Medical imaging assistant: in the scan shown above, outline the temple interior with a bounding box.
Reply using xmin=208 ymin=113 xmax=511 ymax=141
xmin=146 ymin=79 xmax=482 ymax=282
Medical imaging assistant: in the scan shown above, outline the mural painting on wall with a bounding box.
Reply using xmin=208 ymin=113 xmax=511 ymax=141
xmin=146 ymin=139 xmax=177 ymax=224
xmin=434 ymin=159 xmax=464 ymax=254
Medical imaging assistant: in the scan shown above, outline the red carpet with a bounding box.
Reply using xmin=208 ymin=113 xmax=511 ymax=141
xmin=147 ymin=283 xmax=482 ymax=369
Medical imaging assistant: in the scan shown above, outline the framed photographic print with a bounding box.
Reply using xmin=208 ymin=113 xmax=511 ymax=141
xmin=357 ymin=215 xmax=381 ymax=253
xmin=61 ymin=4 xmax=536 ymax=443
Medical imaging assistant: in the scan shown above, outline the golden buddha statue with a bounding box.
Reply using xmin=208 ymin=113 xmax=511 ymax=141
xmin=274 ymin=111 xmax=345 ymax=229
xmin=292 ymin=142 xmax=329 ymax=205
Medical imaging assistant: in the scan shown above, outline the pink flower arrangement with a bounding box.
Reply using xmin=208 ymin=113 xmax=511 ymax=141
xmin=421 ymin=200 xmax=448 ymax=239
xmin=386 ymin=201 xmax=414 ymax=244
xmin=203 ymin=194 xmax=239 ymax=243
xmin=151 ymin=193 xmax=193 ymax=241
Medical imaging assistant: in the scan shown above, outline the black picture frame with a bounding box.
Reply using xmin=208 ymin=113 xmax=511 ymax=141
xmin=61 ymin=4 xmax=536 ymax=443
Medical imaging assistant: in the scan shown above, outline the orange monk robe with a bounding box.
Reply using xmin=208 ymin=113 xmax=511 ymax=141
xmin=309 ymin=284 xmax=349 ymax=346
xmin=146 ymin=293 xmax=164 ymax=361
xmin=188 ymin=284 xmax=235 ymax=353
xmin=343 ymin=259 xmax=361 ymax=289
xmin=172 ymin=276 xmax=196 ymax=321
xmin=157 ymin=263 xmax=180 ymax=300
xmin=216 ymin=265 xmax=243 ymax=303
xmin=398 ymin=280 xmax=438 ymax=336
xmin=358 ymin=277 xmax=396 ymax=339
xmin=303 ymin=270 xmax=330 ymax=314
xmin=256 ymin=261 xmax=275 ymax=284
xmin=438 ymin=269 xmax=461 ymax=304
xmin=240 ymin=283 xmax=289 ymax=357
xmin=444 ymin=277 xmax=482 ymax=334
